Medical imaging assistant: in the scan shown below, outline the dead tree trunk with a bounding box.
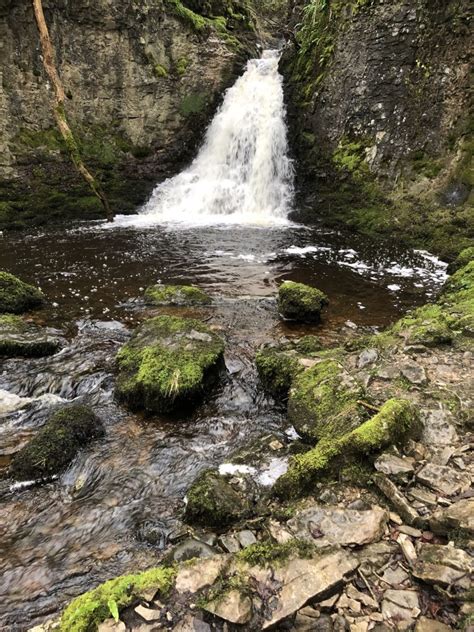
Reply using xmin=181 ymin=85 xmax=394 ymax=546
xmin=32 ymin=0 xmax=114 ymax=222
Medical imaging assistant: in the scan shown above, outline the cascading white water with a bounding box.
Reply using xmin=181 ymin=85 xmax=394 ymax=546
xmin=134 ymin=49 xmax=294 ymax=227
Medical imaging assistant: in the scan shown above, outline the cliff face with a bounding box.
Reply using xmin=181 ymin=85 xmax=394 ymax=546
xmin=282 ymin=0 xmax=472 ymax=259
xmin=0 ymin=0 xmax=258 ymax=228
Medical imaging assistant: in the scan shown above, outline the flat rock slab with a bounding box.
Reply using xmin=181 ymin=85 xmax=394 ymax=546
xmin=0 ymin=315 xmax=63 ymax=358
xmin=412 ymin=543 xmax=473 ymax=590
xmin=257 ymin=549 xmax=359 ymax=629
xmin=287 ymin=504 xmax=389 ymax=547
xmin=400 ymin=363 xmax=427 ymax=385
xmin=175 ymin=555 xmax=229 ymax=594
xmin=204 ymin=589 xmax=252 ymax=625
xmin=381 ymin=589 xmax=420 ymax=623
xmin=415 ymin=617 xmax=453 ymax=631
xmin=421 ymin=409 xmax=458 ymax=446
xmin=430 ymin=498 xmax=474 ymax=536
xmin=375 ymin=453 xmax=414 ymax=476
xmin=416 ymin=463 xmax=472 ymax=496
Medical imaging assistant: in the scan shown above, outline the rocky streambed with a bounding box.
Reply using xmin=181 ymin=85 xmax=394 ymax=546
xmin=0 ymin=228 xmax=472 ymax=632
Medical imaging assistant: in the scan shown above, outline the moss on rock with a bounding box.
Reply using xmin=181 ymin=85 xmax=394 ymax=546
xmin=60 ymin=566 xmax=176 ymax=632
xmin=116 ymin=315 xmax=224 ymax=413
xmin=256 ymin=346 xmax=303 ymax=398
xmin=448 ymin=246 xmax=474 ymax=274
xmin=0 ymin=271 xmax=44 ymax=314
xmin=0 ymin=314 xmax=63 ymax=357
xmin=144 ymin=284 xmax=212 ymax=307
xmin=274 ymin=398 xmax=420 ymax=498
xmin=184 ymin=469 xmax=255 ymax=528
xmin=9 ymin=405 xmax=104 ymax=480
xmin=278 ymin=281 xmax=329 ymax=323
xmin=288 ymin=359 xmax=366 ymax=442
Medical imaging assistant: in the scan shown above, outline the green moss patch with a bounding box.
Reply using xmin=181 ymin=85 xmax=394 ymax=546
xmin=60 ymin=566 xmax=176 ymax=632
xmin=237 ymin=538 xmax=315 ymax=568
xmin=0 ymin=271 xmax=45 ymax=314
xmin=144 ymin=284 xmax=212 ymax=307
xmin=184 ymin=469 xmax=255 ymax=528
xmin=9 ymin=405 xmax=104 ymax=481
xmin=278 ymin=281 xmax=329 ymax=323
xmin=288 ymin=359 xmax=366 ymax=442
xmin=256 ymin=346 xmax=303 ymax=398
xmin=274 ymin=398 xmax=420 ymax=497
xmin=116 ymin=315 xmax=225 ymax=413
xmin=0 ymin=314 xmax=62 ymax=357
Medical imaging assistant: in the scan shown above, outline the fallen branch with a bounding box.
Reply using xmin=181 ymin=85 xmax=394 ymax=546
xmin=32 ymin=0 xmax=114 ymax=222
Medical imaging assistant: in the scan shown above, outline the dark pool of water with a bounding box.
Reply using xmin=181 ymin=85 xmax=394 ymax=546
xmin=0 ymin=221 xmax=447 ymax=629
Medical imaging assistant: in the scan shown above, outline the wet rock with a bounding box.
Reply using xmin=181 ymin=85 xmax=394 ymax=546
xmin=381 ymin=589 xmax=420 ymax=625
xmin=0 ymin=315 xmax=63 ymax=357
xmin=170 ymin=538 xmax=217 ymax=563
xmin=416 ymin=463 xmax=472 ymax=496
xmin=412 ymin=543 xmax=473 ymax=589
xmin=374 ymin=453 xmax=414 ymax=477
xmin=430 ymin=497 xmax=474 ymax=536
xmin=358 ymin=348 xmax=378 ymax=369
xmin=421 ymin=409 xmax=458 ymax=446
xmin=286 ymin=504 xmax=388 ymax=547
xmin=116 ymin=315 xmax=224 ymax=413
xmin=144 ymin=284 xmax=212 ymax=307
xmin=175 ymin=555 xmax=228 ymax=594
xmin=257 ymin=549 xmax=359 ymax=629
xmin=9 ymin=404 xmax=104 ymax=480
xmin=415 ymin=617 xmax=453 ymax=632
xmin=278 ymin=281 xmax=329 ymax=323
xmin=204 ymin=589 xmax=252 ymax=625
xmin=400 ymin=363 xmax=427 ymax=385
xmin=184 ymin=469 xmax=256 ymax=528
xmin=0 ymin=271 xmax=44 ymax=314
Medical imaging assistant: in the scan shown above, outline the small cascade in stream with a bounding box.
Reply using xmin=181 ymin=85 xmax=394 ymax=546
xmin=126 ymin=49 xmax=294 ymax=227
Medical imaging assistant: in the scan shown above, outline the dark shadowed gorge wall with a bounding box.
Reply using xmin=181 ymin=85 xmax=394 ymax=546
xmin=282 ymin=0 xmax=472 ymax=259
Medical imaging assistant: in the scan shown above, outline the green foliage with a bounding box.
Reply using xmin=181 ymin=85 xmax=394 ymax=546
xmin=333 ymin=138 xmax=369 ymax=178
xmin=60 ymin=567 xmax=176 ymax=632
xmin=0 ymin=271 xmax=44 ymax=314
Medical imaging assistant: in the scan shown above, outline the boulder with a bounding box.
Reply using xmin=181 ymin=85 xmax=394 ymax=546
xmin=0 ymin=315 xmax=63 ymax=357
xmin=169 ymin=538 xmax=217 ymax=563
xmin=286 ymin=504 xmax=388 ymax=547
xmin=278 ymin=281 xmax=328 ymax=323
xmin=144 ymin=284 xmax=212 ymax=307
xmin=256 ymin=344 xmax=303 ymax=397
xmin=412 ymin=543 xmax=473 ymax=590
xmin=184 ymin=469 xmax=256 ymax=528
xmin=175 ymin=555 xmax=228 ymax=594
xmin=374 ymin=453 xmax=414 ymax=477
xmin=416 ymin=463 xmax=472 ymax=497
xmin=9 ymin=405 xmax=104 ymax=480
xmin=430 ymin=498 xmax=474 ymax=536
xmin=204 ymin=590 xmax=252 ymax=625
xmin=0 ymin=271 xmax=45 ymax=314
xmin=116 ymin=315 xmax=224 ymax=413
xmin=288 ymin=359 xmax=366 ymax=442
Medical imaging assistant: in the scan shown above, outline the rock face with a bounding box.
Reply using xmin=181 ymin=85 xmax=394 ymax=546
xmin=0 ymin=0 xmax=258 ymax=229
xmin=282 ymin=0 xmax=472 ymax=259
xmin=278 ymin=281 xmax=329 ymax=323
xmin=0 ymin=271 xmax=44 ymax=314
xmin=9 ymin=404 xmax=104 ymax=480
xmin=0 ymin=315 xmax=63 ymax=357
xmin=115 ymin=315 xmax=225 ymax=413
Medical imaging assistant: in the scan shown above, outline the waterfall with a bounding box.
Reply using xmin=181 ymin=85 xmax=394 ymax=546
xmin=138 ymin=49 xmax=294 ymax=227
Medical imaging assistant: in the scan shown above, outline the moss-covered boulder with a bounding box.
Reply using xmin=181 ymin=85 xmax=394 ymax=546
xmin=144 ymin=284 xmax=212 ymax=307
xmin=278 ymin=281 xmax=329 ymax=322
xmin=116 ymin=315 xmax=225 ymax=413
xmin=288 ymin=359 xmax=366 ymax=442
xmin=184 ymin=469 xmax=256 ymax=528
xmin=0 ymin=315 xmax=63 ymax=357
xmin=9 ymin=405 xmax=104 ymax=480
xmin=274 ymin=398 xmax=421 ymax=497
xmin=256 ymin=346 xmax=303 ymax=398
xmin=447 ymin=246 xmax=474 ymax=274
xmin=0 ymin=271 xmax=44 ymax=314
xmin=60 ymin=566 xmax=176 ymax=632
